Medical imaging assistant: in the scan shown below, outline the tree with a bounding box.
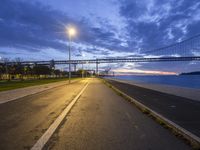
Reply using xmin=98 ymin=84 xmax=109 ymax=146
xmin=54 ymin=69 xmax=61 ymax=77
xmin=0 ymin=64 xmax=5 ymax=80
xmin=3 ymin=58 xmax=10 ymax=81
xmin=24 ymin=65 xmax=33 ymax=76
xmin=33 ymin=65 xmax=52 ymax=78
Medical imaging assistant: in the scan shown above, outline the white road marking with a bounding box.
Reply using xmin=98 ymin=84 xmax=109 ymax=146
xmin=31 ymin=81 xmax=90 ymax=150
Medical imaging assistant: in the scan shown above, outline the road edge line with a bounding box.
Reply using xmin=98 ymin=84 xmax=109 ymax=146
xmin=30 ymin=81 xmax=89 ymax=150
xmin=102 ymin=79 xmax=200 ymax=149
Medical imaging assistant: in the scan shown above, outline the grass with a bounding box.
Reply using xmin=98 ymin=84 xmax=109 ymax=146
xmin=0 ymin=78 xmax=76 ymax=92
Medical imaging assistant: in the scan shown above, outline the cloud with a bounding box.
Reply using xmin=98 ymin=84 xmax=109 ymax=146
xmin=119 ymin=0 xmax=200 ymax=51
xmin=0 ymin=0 xmax=200 ymax=73
xmin=0 ymin=0 xmax=72 ymax=52
xmin=0 ymin=0 xmax=129 ymax=57
xmin=113 ymin=68 xmax=177 ymax=75
xmin=1 ymin=0 xmax=199 ymax=57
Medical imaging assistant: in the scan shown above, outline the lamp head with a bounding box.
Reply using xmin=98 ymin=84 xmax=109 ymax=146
xmin=67 ymin=26 xmax=76 ymax=37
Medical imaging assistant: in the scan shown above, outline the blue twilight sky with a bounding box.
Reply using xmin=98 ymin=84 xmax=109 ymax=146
xmin=0 ymin=0 xmax=200 ymax=74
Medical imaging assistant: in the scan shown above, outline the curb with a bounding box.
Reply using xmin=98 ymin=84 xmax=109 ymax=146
xmin=102 ymin=79 xmax=200 ymax=149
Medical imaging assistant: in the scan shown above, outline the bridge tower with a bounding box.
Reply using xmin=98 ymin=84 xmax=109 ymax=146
xmin=73 ymin=63 xmax=77 ymax=72
xmin=50 ymin=59 xmax=55 ymax=70
xmin=96 ymin=59 xmax=99 ymax=75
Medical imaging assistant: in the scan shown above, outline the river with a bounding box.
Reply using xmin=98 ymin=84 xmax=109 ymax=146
xmin=108 ymin=75 xmax=200 ymax=89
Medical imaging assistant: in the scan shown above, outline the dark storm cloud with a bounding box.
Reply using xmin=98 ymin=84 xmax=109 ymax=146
xmin=0 ymin=0 xmax=127 ymax=54
xmin=0 ymin=0 xmax=72 ymax=52
xmin=78 ymin=19 xmax=128 ymax=52
xmin=0 ymin=0 xmax=200 ymax=63
xmin=115 ymin=0 xmax=200 ymax=73
xmin=119 ymin=0 xmax=200 ymax=51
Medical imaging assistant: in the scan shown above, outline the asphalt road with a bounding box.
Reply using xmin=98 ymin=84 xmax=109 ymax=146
xmin=0 ymin=79 xmax=88 ymax=150
xmin=46 ymin=78 xmax=190 ymax=150
xmin=106 ymin=79 xmax=200 ymax=138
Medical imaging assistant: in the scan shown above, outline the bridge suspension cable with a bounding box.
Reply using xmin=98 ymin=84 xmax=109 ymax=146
xmin=0 ymin=34 xmax=200 ymax=66
xmin=143 ymin=34 xmax=200 ymax=57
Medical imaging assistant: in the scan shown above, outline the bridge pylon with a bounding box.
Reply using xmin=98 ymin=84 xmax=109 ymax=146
xmin=73 ymin=63 xmax=77 ymax=72
xmin=96 ymin=59 xmax=99 ymax=75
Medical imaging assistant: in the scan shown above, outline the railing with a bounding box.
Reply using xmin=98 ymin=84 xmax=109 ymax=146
xmin=1 ymin=56 xmax=200 ymax=66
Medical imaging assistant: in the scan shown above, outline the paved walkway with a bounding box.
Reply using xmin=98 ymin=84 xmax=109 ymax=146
xmin=0 ymin=79 xmax=80 ymax=104
xmin=46 ymin=78 xmax=190 ymax=150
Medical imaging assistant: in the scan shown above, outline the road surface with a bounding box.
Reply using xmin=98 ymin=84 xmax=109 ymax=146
xmin=0 ymin=78 xmax=191 ymax=150
xmin=46 ymin=78 xmax=190 ymax=150
xmin=0 ymin=79 xmax=88 ymax=150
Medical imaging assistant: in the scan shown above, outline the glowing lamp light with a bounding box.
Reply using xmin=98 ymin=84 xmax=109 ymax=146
xmin=67 ymin=27 xmax=76 ymax=37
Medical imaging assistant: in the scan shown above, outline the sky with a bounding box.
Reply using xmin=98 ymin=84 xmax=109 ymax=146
xmin=0 ymin=0 xmax=200 ymax=74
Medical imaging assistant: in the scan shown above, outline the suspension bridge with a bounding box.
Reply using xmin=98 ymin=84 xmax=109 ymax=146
xmin=1 ymin=34 xmax=200 ymax=72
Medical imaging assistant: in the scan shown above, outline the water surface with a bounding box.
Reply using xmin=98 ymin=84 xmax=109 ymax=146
xmin=108 ymin=75 xmax=200 ymax=89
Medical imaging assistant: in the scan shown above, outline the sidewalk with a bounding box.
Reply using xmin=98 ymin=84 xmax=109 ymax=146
xmin=0 ymin=79 xmax=80 ymax=104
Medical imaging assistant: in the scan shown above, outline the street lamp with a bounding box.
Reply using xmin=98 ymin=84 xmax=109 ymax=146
xmin=67 ymin=26 xmax=76 ymax=84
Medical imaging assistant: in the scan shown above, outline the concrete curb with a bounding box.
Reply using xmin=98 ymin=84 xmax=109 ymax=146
xmin=102 ymin=79 xmax=200 ymax=149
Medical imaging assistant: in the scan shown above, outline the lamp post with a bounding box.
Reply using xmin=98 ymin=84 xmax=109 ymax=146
xmin=67 ymin=26 xmax=76 ymax=84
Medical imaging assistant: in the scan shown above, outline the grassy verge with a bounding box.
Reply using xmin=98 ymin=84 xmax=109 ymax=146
xmin=0 ymin=78 xmax=78 ymax=92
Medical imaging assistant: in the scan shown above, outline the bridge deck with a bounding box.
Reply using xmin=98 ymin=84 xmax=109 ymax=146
xmin=1 ymin=56 xmax=200 ymax=66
